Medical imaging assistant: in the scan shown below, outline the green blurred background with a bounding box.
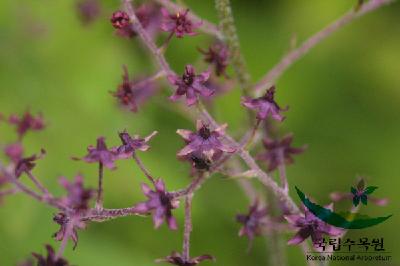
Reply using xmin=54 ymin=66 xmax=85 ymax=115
xmin=0 ymin=0 xmax=399 ymax=265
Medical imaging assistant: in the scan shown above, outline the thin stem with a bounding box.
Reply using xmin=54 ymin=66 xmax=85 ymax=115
xmin=155 ymin=0 xmax=223 ymax=39
xmin=254 ymin=0 xmax=395 ymax=92
xmin=0 ymin=188 xmax=18 ymax=197
xmin=171 ymin=172 xmax=207 ymax=199
xmin=182 ymin=194 xmax=193 ymax=261
xmin=215 ymin=0 xmax=251 ymax=95
xmin=83 ymin=206 xmax=143 ymax=222
xmin=124 ymin=0 xmax=172 ymax=74
xmin=95 ymin=162 xmax=104 ymax=210
xmin=132 ymin=152 xmax=155 ymax=184
xmin=26 ymin=171 xmax=50 ymax=195
xmin=244 ymin=119 xmax=261 ymax=149
xmin=278 ymin=152 xmax=288 ymax=194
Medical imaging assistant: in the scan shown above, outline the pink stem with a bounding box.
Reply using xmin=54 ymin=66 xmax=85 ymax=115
xmin=95 ymin=162 xmax=104 ymax=210
xmin=254 ymin=0 xmax=395 ymax=92
xmin=182 ymin=194 xmax=193 ymax=261
xmin=26 ymin=171 xmax=50 ymax=195
xmin=132 ymin=152 xmax=155 ymax=185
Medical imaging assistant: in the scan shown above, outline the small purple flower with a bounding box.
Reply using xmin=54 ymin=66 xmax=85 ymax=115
xmin=76 ymin=0 xmax=101 ymax=25
xmin=32 ymin=244 xmax=69 ymax=266
xmin=156 ymin=251 xmax=215 ymax=266
xmin=285 ymin=204 xmax=343 ymax=245
xmin=176 ymin=120 xmax=235 ymax=161
xmin=242 ymin=86 xmax=287 ymax=121
xmin=4 ymin=142 xmax=24 ymax=163
xmin=8 ymin=111 xmax=45 ymax=138
xmin=112 ymin=66 xmax=157 ymax=112
xmin=168 ymin=65 xmax=213 ymax=106
xmin=110 ymin=10 xmax=130 ymax=29
xmin=199 ymin=42 xmax=229 ymax=77
xmin=53 ymin=212 xmax=85 ymax=249
xmin=236 ymin=200 xmax=268 ymax=241
xmin=330 ymin=178 xmax=388 ymax=206
xmin=256 ymin=134 xmax=306 ymax=172
xmin=135 ymin=179 xmax=179 ymax=230
xmin=114 ymin=130 xmax=158 ymax=159
xmin=75 ymin=137 xmax=117 ymax=169
xmin=161 ymin=8 xmax=201 ymax=38
xmin=14 ymin=149 xmax=46 ymax=178
xmin=59 ymin=175 xmax=94 ymax=211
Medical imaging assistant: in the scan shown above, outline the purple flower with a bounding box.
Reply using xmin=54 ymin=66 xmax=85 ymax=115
xmin=135 ymin=179 xmax=179 ymax=230
xmin=242 ymin=86 xmax=287 ymax=121
xmin=111 ymin=10 xmax=130 ymax=29
xmin=168 ymin=65 xmax=213 ymax=106
xmin=32 ymin=244 xmax=69 ymax=266
xmin=156 ymin=251 xmax=215 ymax=266
xmin=8 ymin=111 xmax=45 ymax=138
xmin=112 ymin=66 xmax=157 ymax=112
xmin=285 ymin=204 xmax=343 ymax=245
xmin=14 ymin=149 xmax=46 ymax=178
xmin=256 ymin=134 xmax=306 ymax=172
xmin=59 ymin=175 xmax=94 ymax=211
xmin=75 ymin=137 xmax=117 ymax=169
xmin=53 ymin=212 xmax=85 ymax=249
xmin=176 ymin=120 xmax=235 ymax=161
xmin=76 ymin=0 xmax=101 ymax=25
xmin=114 ymin=130 xmax=158 ymax=159
xmin=236 ymin=200 xmax=268 ymax=241
xmin=4 ymin=142 xmax=24 ymax=163
xmin=330 ymin=178 xmax=388 ymax=206
xmin=161 ymin=8 xmax=201 ymax=38
xmin=199 ymin=42 xmax=229 ymax=77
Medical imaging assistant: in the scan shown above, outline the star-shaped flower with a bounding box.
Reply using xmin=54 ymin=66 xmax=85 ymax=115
xmin=135 ymin=179 xmax=179 ymax=230
xmin=14 ymin=149 xmax=46 ymax=178
xmin=285 ymin=204 xmax=343 ymax=245
xmin=177 ymin=120 xmax=235 ymax=161
xmin=168 ymin=65 xmax=213 ymax=106
xmin=114 ymin=130 xmax=157 ymax=159
xmin=8 ymin=111 xmax=45 ymax=138
xmin=199 ymin=42 xmax=229 ymax=77
xmin=256 ymin=134 xmax=306 ymax=172
xmin=53 ymin=212 xmax=86 ymax=250
xmin=59 ymin=175 xmax=94 ymax=211
xmin=161 ymin=8 xmax=201 ymax=38
xmin=75 ymin=137 xmax=117 ymax=169
xmin=236 ymin=200 xmax=268 ymax=241
xmin=112 ymin=66 xmax=157 ymax=112
xmin=242 ymin=86 xmax=287 ymax=121
xmin=32 ymin=244 xmax=69 ymax=266
xmin=156 ymin=251 xmax=215 ymax=266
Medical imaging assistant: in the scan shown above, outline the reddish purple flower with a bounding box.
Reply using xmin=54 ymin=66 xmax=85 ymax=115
xmin=236 ymin=200 xmax=268 ymax=241
xmin=330 ymin=178 xmax=388 ymax=206
xmin=59 ymin=175 xmax=94 ymax=211
xmin=177 ymin=120 xmax=235 ymax=161
xmin=242 ymin=86 xmax=287 ymax=121
xmin=53 ymin=212 xmax=85 ymax=249
xmin=112 ymin=66 xmax=157 ymax=112
xmin=111 ymin=10 xmax=130 ymax=29
xmin=8 ymin=111 xmax=45 ymax=138
xmin=156 ymin=251 xmax=215 ymax=266
xmin=75 ymin=137 xmax=117 ymax=169
xmin=76 ymin=0 xmax=101 ymax=25
xmin=14 ymin=149 xmax=45 ymax=178
xmin=256 ymin=134 xmax=306 ymax=172
xmin=135 ymin=179 xmax=179 ymax=230
xmin=114 ymin=130 xmax=157 ymax=159
xmin=32 ymin=244 xmax=69 ymax=266
xmin=199 ymin=42 xmax=229 ymax=77
xmin=168 ymin=65 xmax=212 ymax=106
xmin=285 ymin=204 xmax=343 ymax=245
xmin=4 ymin=142 xmax=24 ymax=163
xmin=161 ymin=8 xmax=201 ymax=38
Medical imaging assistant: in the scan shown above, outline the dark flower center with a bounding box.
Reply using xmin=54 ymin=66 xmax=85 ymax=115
xmin=198 ymin=126 xmax=211 ymax=139
xmin=182 ymin=73 xmax=194 ymax=86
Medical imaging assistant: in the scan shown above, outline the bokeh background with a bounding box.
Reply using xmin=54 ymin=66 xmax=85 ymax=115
xmin=0 ymin=0 xmax=399 ymax=265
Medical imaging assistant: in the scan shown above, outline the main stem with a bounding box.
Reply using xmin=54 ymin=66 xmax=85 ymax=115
xmin=182 ymin=194 xmax=193 ymax=261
